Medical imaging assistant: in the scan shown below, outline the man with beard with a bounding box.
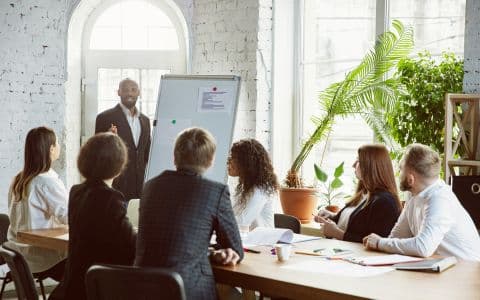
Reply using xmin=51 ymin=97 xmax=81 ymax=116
xmin=95 ymin=78 xmax=151 ymax=201
xmin=363 ymin=143 xmax=480 ymax=261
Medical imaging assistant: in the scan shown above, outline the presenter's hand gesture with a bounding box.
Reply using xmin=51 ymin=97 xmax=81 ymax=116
xmin=211 ymin=248 xmax=240 ymax=266
xmin=109 ymin=124 xmax=118 ymax=134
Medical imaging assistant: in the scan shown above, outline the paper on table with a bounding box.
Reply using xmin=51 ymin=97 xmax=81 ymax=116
xmin=291 ymin=233 xmax=322 ymax=243
xmin=243 ymin=227 xmax=294 ymax=246
xmin=345 ymin=254 xmax=423 ymax=266
xmin=282 ymin=260 xmax=394 ymax=277
xmin=58 ymin=233 xmax=69 ymax=240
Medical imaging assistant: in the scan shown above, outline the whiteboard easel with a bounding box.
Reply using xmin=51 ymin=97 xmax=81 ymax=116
xmin=145 ymin=75 xmax=241 ymax=183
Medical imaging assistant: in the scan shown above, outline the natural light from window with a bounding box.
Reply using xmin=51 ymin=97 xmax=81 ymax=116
xmin=90 ymin=1 xmax=179 ymax=50
xmin=300 ymin=0 xmax=465 ymax=203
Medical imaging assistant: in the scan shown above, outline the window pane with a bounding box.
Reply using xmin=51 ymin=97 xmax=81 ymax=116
xmin=90 ymin=27 xmax=121 ymax=49
xmin=140 ymin=69 xmax=171 ymax=121
xmin=97 ymin=68 xmax=170 ymax=124
xmin=90 ymin=0 xmax=180 ymax=50
xmin=122 ymin=26 xmax=148 ymax=50
xmin=148 ymin=28 xmax=180 ymax=50
xmin=390 ymin=0 xmax=466 ymax=56
xmin=302 ymin=0 xmax=376 ymax=195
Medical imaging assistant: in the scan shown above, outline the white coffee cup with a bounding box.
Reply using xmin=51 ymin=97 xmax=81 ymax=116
xmin=275 ymin=244 xmax=292 ymax=262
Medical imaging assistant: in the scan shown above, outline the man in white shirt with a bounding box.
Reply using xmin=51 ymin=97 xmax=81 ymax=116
xmin=363 ymin=143 xmax=480 ymax=261
xmin=95 ymin=78 xmax=151 ymax=201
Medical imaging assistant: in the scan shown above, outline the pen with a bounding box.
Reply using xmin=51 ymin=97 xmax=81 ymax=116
xmin=313 ymin=248 xmax=324 ymax=253
xmin=243 ymin=248 xmax=261 ymax=254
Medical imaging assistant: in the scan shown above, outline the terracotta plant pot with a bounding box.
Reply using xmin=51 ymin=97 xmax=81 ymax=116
xmin=279 ymin=188 xmax=317 ymax=224
xmin=325 ymin=205 xmax=340 ymax=213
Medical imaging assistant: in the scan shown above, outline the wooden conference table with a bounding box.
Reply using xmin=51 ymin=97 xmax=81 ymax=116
xmin=17 ymin=228 xmax=480 ymax=300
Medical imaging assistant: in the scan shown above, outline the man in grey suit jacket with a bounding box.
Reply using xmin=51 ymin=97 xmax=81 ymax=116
xmin=135 ymin=127 xmax=243 ymax=300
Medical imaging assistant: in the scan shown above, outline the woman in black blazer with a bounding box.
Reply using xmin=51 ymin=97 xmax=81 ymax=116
xmin=50 ymin=133 xmax=136 ymax=300
xmin=315 ymin=144 xmax=402 ymax=243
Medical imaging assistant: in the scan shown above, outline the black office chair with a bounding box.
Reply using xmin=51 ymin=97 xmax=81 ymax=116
xmin=274 ymin=213 xmax=301 ymax=234
xmin=0 ymin=245 xmax=38 ymax=300
xmin=0 ymin=214 xmax=12 ymax=297
xmin=86 ymin=264 xmax=187 ymax=300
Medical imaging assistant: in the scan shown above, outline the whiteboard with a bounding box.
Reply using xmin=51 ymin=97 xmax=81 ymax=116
xmin=145 ymin=75 xmax=241 ymax=183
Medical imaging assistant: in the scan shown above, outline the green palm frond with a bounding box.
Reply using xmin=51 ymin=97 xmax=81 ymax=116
xmin=286 ymin=20 xmax=413 ymax=188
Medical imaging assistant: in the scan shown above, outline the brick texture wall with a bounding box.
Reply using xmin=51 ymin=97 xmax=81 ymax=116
xmin=0 ymin=0 xmax=272 ymax=212
xmin=191 ymin=0 xmax=272 ymax=144
xmin=464 ymin=0 xmax=480 ymax=93
xmin=0 ymin=1 xmax=69 ymax=212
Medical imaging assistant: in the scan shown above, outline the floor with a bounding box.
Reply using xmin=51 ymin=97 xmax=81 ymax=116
xmin=2 ymin=278 xmax=57 ymax=299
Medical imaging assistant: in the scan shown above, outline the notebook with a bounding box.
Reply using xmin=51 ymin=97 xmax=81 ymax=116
xmin=344 ymin=254 xmax=423 ymax=266
xmin=393 ymin=256 xmax=457 ymax=273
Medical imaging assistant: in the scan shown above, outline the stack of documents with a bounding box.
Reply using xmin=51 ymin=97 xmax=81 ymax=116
xmin=393 ymin=256 xmax=457 ymax=273
xmin=242 ymin=227 xmax=321 ymax=246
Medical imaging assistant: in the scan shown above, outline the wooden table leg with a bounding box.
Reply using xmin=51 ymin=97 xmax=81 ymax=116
xmin=241 ymin=289 xmax=256 ymax=300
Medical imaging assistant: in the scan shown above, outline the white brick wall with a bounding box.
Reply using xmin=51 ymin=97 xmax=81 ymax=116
xmin=0 ymin=0 xmax=273 ymax=212
xmin=0 ymin=1 xmax=68 ymax=213
xmin=191 ymin=0 xmax=272 ymax=146
xmin=464 ymin=0 xmax=480 ymax=93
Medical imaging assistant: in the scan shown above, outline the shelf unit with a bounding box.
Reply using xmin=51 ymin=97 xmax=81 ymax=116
xmin=444 ymin=93 xmax=480 ymax=182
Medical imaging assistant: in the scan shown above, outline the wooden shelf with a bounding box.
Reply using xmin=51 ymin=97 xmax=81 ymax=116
xmin=444 ymin=93 xmax=480 ymax=181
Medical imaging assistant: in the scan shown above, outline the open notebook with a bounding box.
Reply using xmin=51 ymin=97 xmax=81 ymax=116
xmin=242 ymin=227 xmax=321 ymax=246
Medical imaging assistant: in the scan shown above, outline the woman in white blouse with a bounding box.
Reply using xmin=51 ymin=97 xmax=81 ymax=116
xmin=228 ymin=139 xmax=279 ymax=230
xmin=6 ymin=126 xmax=68 ymax=280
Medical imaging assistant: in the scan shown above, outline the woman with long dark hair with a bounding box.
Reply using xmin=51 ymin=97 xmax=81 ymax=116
xmin=7 ymin=126 xmax=68 ymax=279
xmin=315 ymin=144 xmax=402 ymax=242
xmin=228 ymin=139 xmax=279 ymax=229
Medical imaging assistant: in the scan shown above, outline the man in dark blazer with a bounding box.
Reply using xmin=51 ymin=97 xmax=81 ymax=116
xmin=135 ymin=127 xmax=243 ymax=300
xmin=95 ymin=78 xmax=151 ymax=201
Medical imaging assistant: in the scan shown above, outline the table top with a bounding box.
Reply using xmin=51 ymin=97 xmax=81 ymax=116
xmin=16 ymin=228 xmax=480 ymax=300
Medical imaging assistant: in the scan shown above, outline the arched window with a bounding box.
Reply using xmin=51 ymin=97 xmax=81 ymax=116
xmin=82 ymin=0 xmax=187 ymax=141
xmin=89 ymin=1 xmax=179 ymax=50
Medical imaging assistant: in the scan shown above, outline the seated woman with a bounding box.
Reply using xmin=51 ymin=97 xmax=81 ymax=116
xmin=6 ymin=126 xmax=67 ymax=280
xmin=315 ymin=144 xmax=401 ymax=243
xmin=50 ymin=133 xmax=136 ymax=300
xmin=228 ymin=139 xmax=279 ymax=230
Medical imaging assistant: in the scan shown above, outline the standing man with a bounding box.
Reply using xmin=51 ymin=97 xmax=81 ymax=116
xmin=95 ymin=78 xmax=151 ymax=201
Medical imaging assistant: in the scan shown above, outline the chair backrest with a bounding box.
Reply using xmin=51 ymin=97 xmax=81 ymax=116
xmin=0 ymin=214 xmax=10 ymax=244
xmin=126 ymin=198 xmax=140 ymax=228
xmin=274 ymin=213 xmax=301 ymax=234
xmin=0 ymin=245 xmax=38 ymax=300
xmin=0 ymin=214 xmax=10 ymax=266
xmin=86 ymin=264 xmax=186 ymax=300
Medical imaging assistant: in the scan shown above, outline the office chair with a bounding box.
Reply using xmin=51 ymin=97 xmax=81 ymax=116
xmin=0 ymin=245 xmax=39 ymax=300
xmin=86 ymin=264 xmax=187 ymax=300
xmin=0 ymin=214 xmax=12 ymax=297
xmin=274 ymin=213 xmax=301 ymax=233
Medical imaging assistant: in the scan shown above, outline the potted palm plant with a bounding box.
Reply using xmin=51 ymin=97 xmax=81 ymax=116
xmin=280 ymin=20 xmax=413 ymax=223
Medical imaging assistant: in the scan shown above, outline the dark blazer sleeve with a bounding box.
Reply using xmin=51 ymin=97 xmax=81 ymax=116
xmin=106 ymin=191 xmax=137 ymax=261
xmin=343 ymin=193 xmax=400 ymax=243
xmin=95 ymin=113 xmax=109 ymax=134
xmin=144 ymin=118 xmax=151 ymax=164
xmin=214 ymin=186 xmax=244 ymax=261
